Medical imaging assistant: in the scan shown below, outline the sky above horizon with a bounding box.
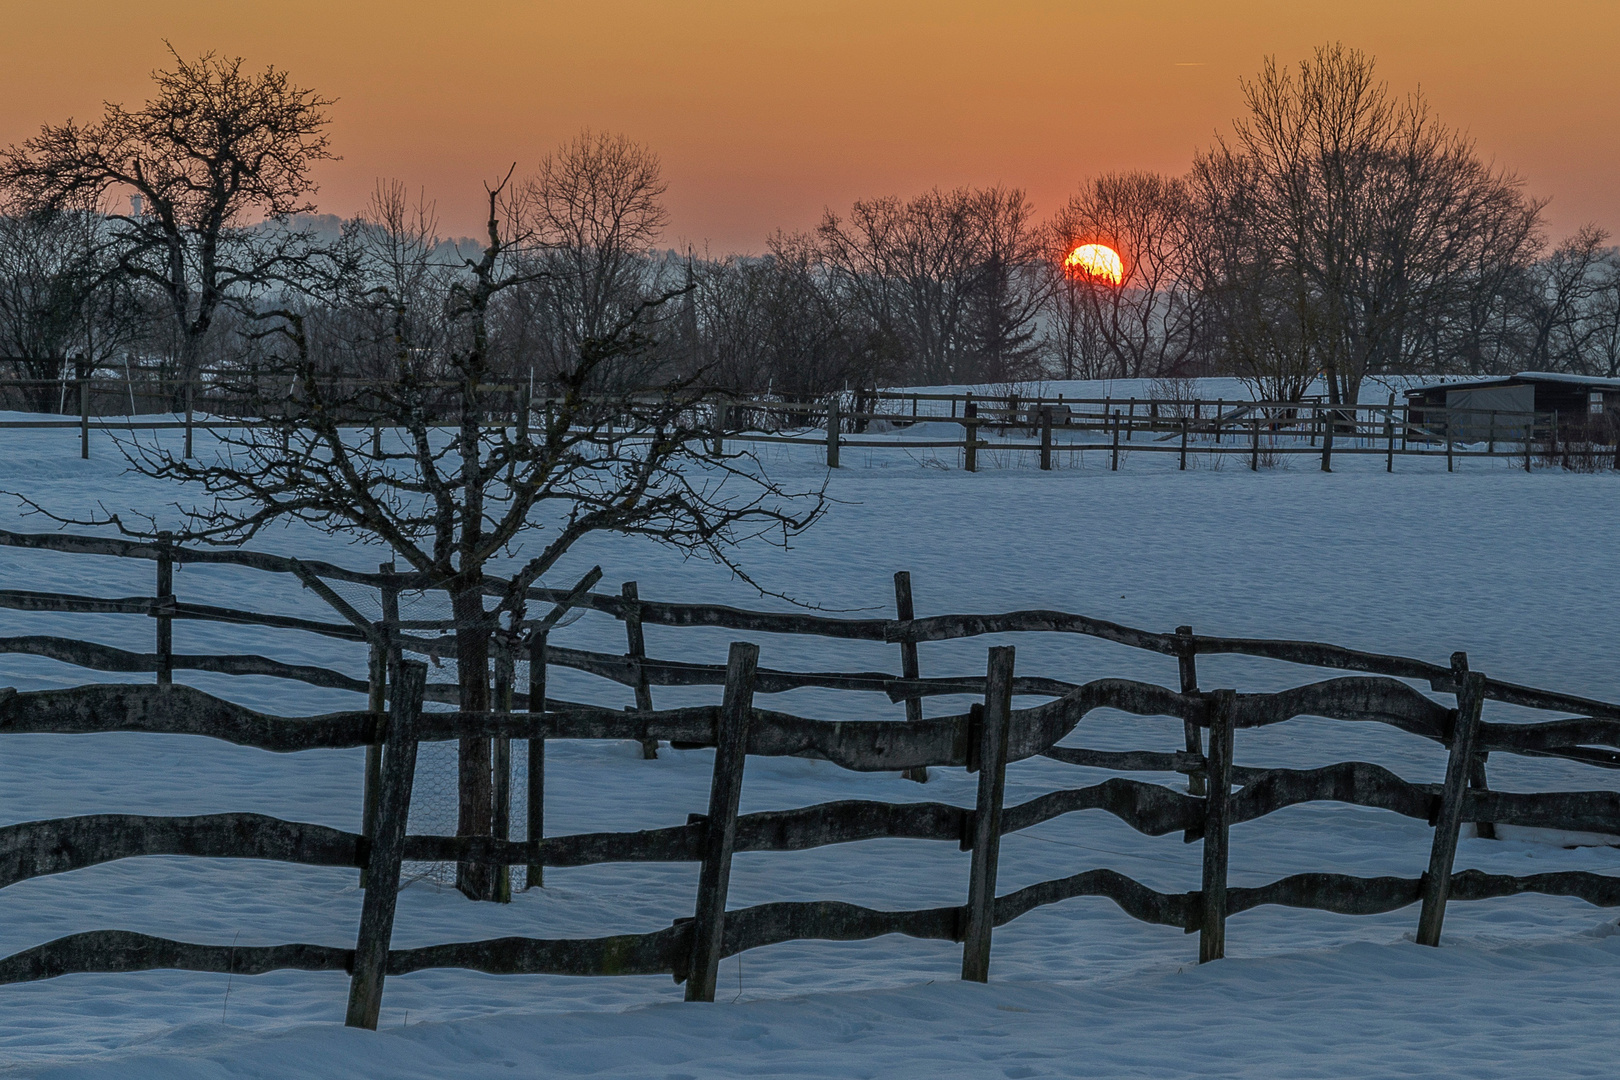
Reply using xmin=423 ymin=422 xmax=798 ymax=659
xmin=3 ymin=2 xmax=1616 ymax=252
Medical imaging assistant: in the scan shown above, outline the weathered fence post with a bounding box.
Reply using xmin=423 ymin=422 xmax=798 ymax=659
xmin=1180 ymin=418 xmax=1189 ymax=471
xmin=345 ymin=658 xmax=424 ymax=1030
xmin=155 ymin=531 xmax=174 ymax=689
xmin=1110 ymin=410 xmax=1121 ymax=471
xmin=711 ymin=396 xmax=726 ymax=457
xmin=1445 ymin=408 xmax=1454 ymax=473
xmin=1250 ymin=414 xmax=1260 ymax=471
xmin=1416 ymin=656 xmax=1485 ymax=947
xmin=517 ymin=380 xmax=531 ymax=443
xmin=1386 ymin=393 xmax=1396 ymax=473
xmin=360 ymin=632 xmax=385 ymax=890
xmin=1470 ymin=750 xmax=1496 ymax=841
xmin=622 ymin=581 xmax=658 ymax=759
xmin=825 ymin=397 xmax=840 ymax=469
xmin=685 ymin=641 xmax=759 ymax=1002
xmin=526 ymin=628 xmax=547 ymax=890
xmin=1320 ymin=404 xmax=1334 ymax=473
xmin=491 ymin=633 xmax=514 ymax=903
xmin=961 ymin=645 xmax=1014 ymax=982
xmin=1199 ymin=689 xmax=1235 ymax=963
xmin=1039 ymin=405 xmax=1053 ymax=471
xmin=894 ymin=571 xmax=927 ymax=784
xmin=360 ymin=563 xmax=400 ymax=889
xmin=964 ymin=395 xmax=978 ymax=472
xmin=79 ymin=377 xmax=89 ymax=459
xmin=1175 ymin=626 xmax=1204 ymax=797
xmin=1214 ymin=399 xmax=1223 ymax=444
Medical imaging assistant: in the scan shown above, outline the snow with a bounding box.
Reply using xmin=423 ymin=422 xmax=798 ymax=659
xmin=2 ymin=395 xmax=1619 ymax=1077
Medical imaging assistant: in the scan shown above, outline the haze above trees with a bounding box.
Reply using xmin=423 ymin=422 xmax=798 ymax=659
xmin=2 ymin=42 xmax=1617 ymax=410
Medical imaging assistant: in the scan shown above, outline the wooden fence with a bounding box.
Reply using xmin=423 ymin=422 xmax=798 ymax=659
xmin=3 ymin=529 xmax=1620 ymax=1028
xmin=6 ymin=374 xmax=1619 ymax=473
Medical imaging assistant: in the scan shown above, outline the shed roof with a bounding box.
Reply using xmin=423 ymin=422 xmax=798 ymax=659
xmin=1405 ymin=372 xmax=1620 ymax=397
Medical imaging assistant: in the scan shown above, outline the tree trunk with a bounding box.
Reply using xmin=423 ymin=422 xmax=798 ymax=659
xmin=451 ymin=586 xmax=496 ymax=901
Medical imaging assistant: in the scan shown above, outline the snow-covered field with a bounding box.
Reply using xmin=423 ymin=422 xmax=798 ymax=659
xmin=2 ymin=392 xmax=1619 ymax=1078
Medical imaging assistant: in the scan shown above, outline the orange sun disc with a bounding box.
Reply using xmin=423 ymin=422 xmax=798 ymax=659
xmin=1065 ymin=243 xmax=1124 ymax=285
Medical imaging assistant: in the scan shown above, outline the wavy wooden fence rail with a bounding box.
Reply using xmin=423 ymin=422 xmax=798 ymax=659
xmin=4 ymin=529 xmax=1620 ymax=1028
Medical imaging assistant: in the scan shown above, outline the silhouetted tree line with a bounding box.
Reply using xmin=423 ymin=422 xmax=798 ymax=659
xmin=3 ymin=43 xmax=1619 ymax=414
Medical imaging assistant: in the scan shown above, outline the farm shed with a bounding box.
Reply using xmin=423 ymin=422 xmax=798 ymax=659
xmin=1405 ymin=372 xmax=1620 ymax=441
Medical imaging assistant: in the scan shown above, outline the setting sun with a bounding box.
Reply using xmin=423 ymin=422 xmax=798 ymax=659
xmin=1065 ymin=243 xmax=1124 ymax=285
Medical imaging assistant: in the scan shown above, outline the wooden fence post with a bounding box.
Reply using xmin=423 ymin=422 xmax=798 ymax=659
xmin=1416 ymin=657 xmax=1485 ymax=947
xmin=526 ymin=629 xmax=547 ymax=890
xmin=361 ymin=564 xmax=399 ymax=888
xmin=1386 ymin=393 xmax=1396 ymax=473
xmin=826 ymin=398 xmax=840 ymax=469
xmin=1180 ymin=418 xmax=1189 ymax=471
xmin=1250 ymin=415 xmax=1260 ymax=471
xmin=622 ymin=582 xmax=658 ymax=759
xmin=1470 ymin=750 xmax=1495 ymax=841
xmin=961 ymin=645 xmax=1015 ymax=982
xmin=1175 ymin=627 xmax=1204 ymax=797
xmin=1445 ymin=408 xmax=1454 ymax=472
xmin=360 ymin=633 xmax=385 ymax=890
xmin=79 ymin=377 xmax=89 ymax=459
xmin=155 ymin=532 xmax=174 ymax=689
xmin=1110 ymin=411 xmax=1121 ymax=471
xmin=685 ymin=641 xmax=759 ymax=1002
xmin=517 ymin=380 xmax=531 ymax=443
xmin=712 ymin=396 xmax=726 ymax=457
xmin=1199 ymin=689 xmax=1235 ymax=963
xmin=345 ymin=658 xmax=424 ymax=1030
xmin=964 ymin=395 xmax=978 ymax=472
xmin=1039 ymin=405 xmax=1053 ymax=471
xmin=491 ymin=633 xmax=514 ymax=903
xmin=894 ymin=571 xmax=927 ymax=784
xmin=1320 ymin=405 xmax=1334 ymax=473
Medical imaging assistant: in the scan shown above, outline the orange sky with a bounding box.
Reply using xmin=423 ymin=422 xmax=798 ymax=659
xmin=4 ymin=2 xmax=1617 ymax=252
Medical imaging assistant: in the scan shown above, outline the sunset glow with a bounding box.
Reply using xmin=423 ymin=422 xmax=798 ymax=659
xmin=0 ymin=5 xmax=1612 ymax=248
xmin=1065 ymin=243 xmax=1125 ymax=285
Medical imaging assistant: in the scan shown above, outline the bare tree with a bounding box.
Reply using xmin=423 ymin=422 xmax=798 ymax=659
xmin=686 ymin=233 xmax=881 ymax=397
xmin=0 ymin=49 xmax=335 ymax=396
xmin=515 ymin=131 xmax=669 ymax=380
xmin=0 ymin=198 xmax=138 ymax=409
xmin=1048 ymin=172 xmax=1200 ymax=379
xmin=962 ymin=187 xmax=1048 ymax=383
xmin=1585 ymin=250 xmax=1620 ymax=378
xmin=1186 ymin=151 xmax=1322 ymax=402
xmin=1517 ymin=226 xmax=1612 ymax=372
xmin=817 ymin=186 xmax=1044 ymax=386
xmin=18 ymin=171 xmax=824 ymax=902
xmin=1192 ymin=43 xmax=1542 ymax=406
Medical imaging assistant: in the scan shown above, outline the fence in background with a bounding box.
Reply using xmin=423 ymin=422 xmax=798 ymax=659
xmin=4 ymin=531 xmax=1620 ymax=1026
xmin=4 ymin=375 xmax=1618 ymax=473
